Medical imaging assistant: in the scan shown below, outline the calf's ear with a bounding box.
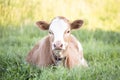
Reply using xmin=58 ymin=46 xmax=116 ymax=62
xmin=70 ymin=20 xmax=83 ymax=29
xmin=36 ymin=21 xmax=49 ymax=30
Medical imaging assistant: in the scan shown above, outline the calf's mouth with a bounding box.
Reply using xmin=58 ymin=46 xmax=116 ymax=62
xmin=52 ymin=50 xmax=66 ymax=66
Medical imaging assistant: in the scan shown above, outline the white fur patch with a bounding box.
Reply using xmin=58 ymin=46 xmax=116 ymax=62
xmin=49 ymin=17 xmax=69 ymax=50
xmin=71 ymin=35 xmax=83 ymax=51
xmin=77 ymin=41 xmax=83 ymax=51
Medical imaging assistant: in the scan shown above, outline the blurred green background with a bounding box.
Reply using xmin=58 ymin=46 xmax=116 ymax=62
xmin=0 ymin=0 xmax=120 ymax=31
xmin=0 ymin=0 xmax=120 ymax=80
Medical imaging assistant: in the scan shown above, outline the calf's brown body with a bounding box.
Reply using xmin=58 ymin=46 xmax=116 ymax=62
xmin=26 ymin=16 xmax=88 ymax=69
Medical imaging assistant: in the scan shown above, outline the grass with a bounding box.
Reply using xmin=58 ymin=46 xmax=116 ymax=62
xmin=0 ymin=0 xmax=120 ymax=79
xmin=0 ymin=26 xmax=120 ymax=80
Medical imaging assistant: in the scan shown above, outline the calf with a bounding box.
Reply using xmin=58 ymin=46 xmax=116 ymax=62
xmin=26 ymin=16 xmax=88 ymax=69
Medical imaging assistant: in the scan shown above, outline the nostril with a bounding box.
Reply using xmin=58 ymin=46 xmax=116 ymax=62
xmin=54 ymin=44 xmax=56 ymax=48
xmin=60 ymin=44 xmax=63 ymax=48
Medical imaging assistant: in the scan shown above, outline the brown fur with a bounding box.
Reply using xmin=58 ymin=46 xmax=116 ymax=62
xmin=26 ymin=16 xmax=87 ymax=69
xmin=26 ymin=35 xmax=87 ymax=68
xmin=26 ymin=36 xmax=54 ymax=67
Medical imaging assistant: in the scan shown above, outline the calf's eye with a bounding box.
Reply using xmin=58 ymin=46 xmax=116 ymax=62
xmin=67 ymin=30 xmax=70 ymax=33
xmin=49 ymin=31 xmax=54 ymax=35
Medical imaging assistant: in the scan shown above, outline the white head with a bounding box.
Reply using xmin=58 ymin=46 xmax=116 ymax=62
xmin=49 ymin=17 xmax=70 ymax=50
xmin=36 ymin=16 xmax=83 ymax=58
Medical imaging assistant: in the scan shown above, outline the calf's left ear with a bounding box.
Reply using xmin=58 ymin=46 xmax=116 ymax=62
xmin=70 ymin=20 xmax=83 ymax=29
xmin=36 ymin=21 xmax=49 ymax=30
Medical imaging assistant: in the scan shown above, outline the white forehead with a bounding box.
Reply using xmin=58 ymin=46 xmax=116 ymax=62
xmin=49 ymin=17 xmax=69 ymax=32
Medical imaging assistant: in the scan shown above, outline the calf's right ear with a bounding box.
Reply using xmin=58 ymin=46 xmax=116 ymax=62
xmin=36 ymin=21 xmax=49 ymax=30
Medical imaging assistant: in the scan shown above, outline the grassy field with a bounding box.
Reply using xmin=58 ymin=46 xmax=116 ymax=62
xmin=0 ymin=25 xmax=120 ymax=80
xmin=0 ymin=0 xmax=120 ymax=80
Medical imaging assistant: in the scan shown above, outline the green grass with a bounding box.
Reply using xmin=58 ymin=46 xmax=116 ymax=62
xmin=0 ymin=0 xmax=120 ymax=79
xmin=0 ymin=26 xmax=120 ymax=80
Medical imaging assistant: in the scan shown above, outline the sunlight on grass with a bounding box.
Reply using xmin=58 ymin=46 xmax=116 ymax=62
xmin=0 ymin=0 xmax=120 ymax=80
xmin=0 ymin=0 xmax=120 ymax=31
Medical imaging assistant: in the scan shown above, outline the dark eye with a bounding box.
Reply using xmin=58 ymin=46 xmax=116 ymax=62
xmin=67 ymin=30 xmax=70 ymax=33
xmin=49 ymin=31 xmax=53 ymax=35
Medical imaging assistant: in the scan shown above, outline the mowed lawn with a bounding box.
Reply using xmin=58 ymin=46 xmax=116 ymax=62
xmin=0 ymin=26 xmax=120 ymax=80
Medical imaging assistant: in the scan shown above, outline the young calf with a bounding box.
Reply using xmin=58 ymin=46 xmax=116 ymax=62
xmin=26 ymin=16 xmax=88 ymax=69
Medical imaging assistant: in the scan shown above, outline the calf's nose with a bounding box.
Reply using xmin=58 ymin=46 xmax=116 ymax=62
xmin=54 ymin=41 xmax=63 ymax=50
